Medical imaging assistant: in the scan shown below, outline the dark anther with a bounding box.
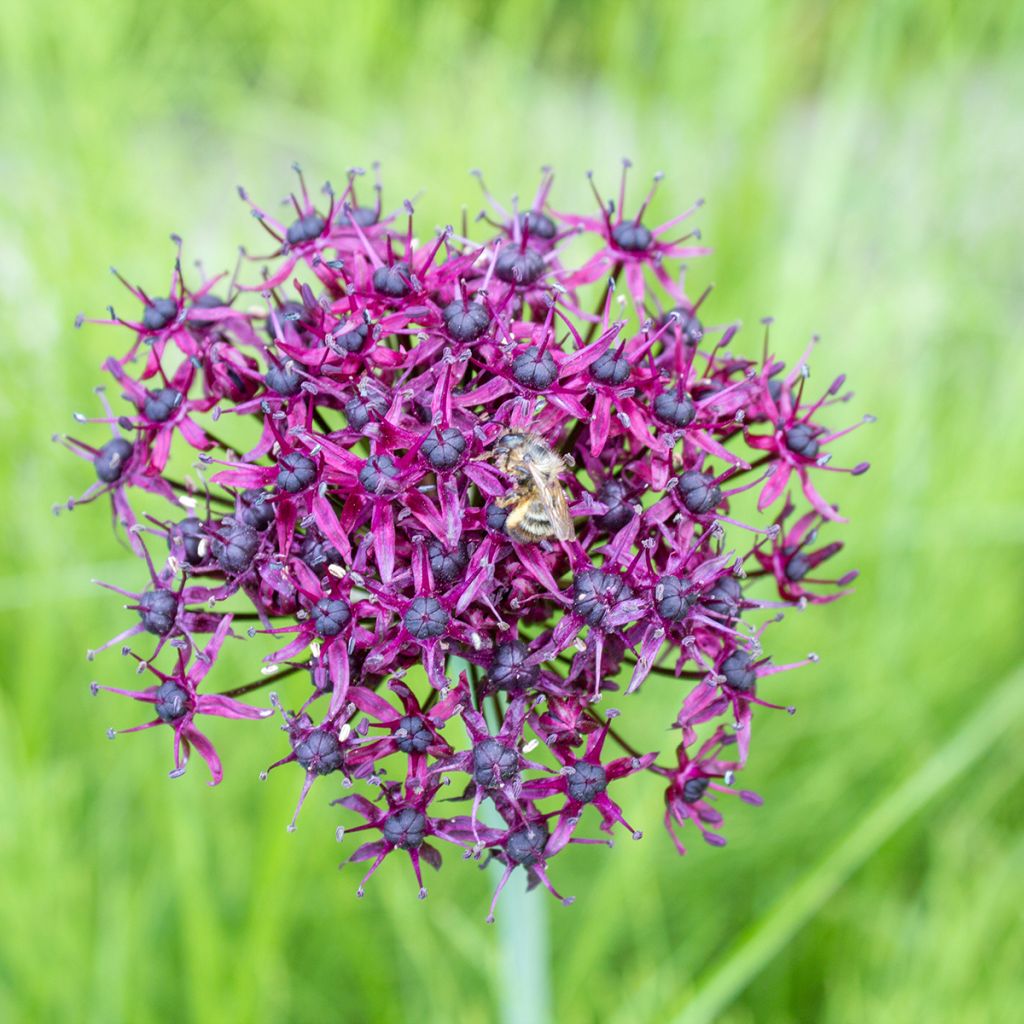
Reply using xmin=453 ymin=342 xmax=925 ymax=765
xmin=311 ymin=598 xmax=351 ymax=637
xmin=488 ymin=640 xmax=539 ymax=693
xmin=301 ymin=534 xmax=342 ymax=572
xmin=519 ymin=210 xmax=557 ymax=240
xmin=421 ymin=427 xmax=467 ymax=470
xmin=171 ymin=517 xmax=206 ymax=565
xmin=143 ymin=387 xmax=183 ymax=423
xmin=485 ymin=502 xmax=509 ymax=533
xmin=677 ymin=470 xmax=722 ymax=515
xmin=720 ymin=650 xmax=757 ymax=692
xmin=785 ymin=553 xmax=811 ymax=581
xmin=142 ymin=297 xmax=178 ymax=332
xmin=240 ymin=488 xmax=275 ymax=531
xmin=511 ymin=345 xmax=558 ymax=390
xmin=590 ymin=350 xmax=631 ymax=385
xmin=566 ymin=761 xmax=608 ymax=804
xmin=472 ymin=738 xmax=520 ymax=789
xmin=276 ymin=452 xmax=317 ymax=493
xmin=595 ymin=478 xmax=635 ymax=533
xmin=212 ymin=523 xmax=259 ymax=574
xmin=286 ymin=213 xmax=326 ymax=246
xmin=395 ymin=715 xmax=432 ymax=754
xmin=154 ymin=680 xmax=189 ymax=723
xmin=505 ymin=825 xmax=548 ymax=865
xmin=494 ymin=245 xmax=545 ymax=286
xmin=94 ymin=437 xmax=134 ymax=483
xmin=345 ymin=393 xmax=388 ymax=431
xmin=332 ymin=320 xmax=369 ymax=353
xmin=785 ymin=423 xmax=821 ymax=460
xmin=660 ymin=306 xmax=704 ymax=346
xmin=573 ymin=569 xmax=633 ymax=628
xmin=654 ymin=391 xmax=696 ymax=428
xmin=264 ymin=363 xmax=303 ymax=397
xmin=611 ymin=221 xmax=653 ymax=252
xmin=404 ymin=596 xmax=448 ymax=639
xmin=138 ymin=589 xmax=178 ymax=635
xmin=656 ymin=575 xmax=697 ymax=622
xmin=704 ymin=575 xmax=742 ymax=619
xmin=266 ymin=301 xmax=309 ymax=342
xmin=372 ymin=261 xmax=412 ymax=298
xmin=358 ymin=454 xmax=400 ymax=493
xmin=682 ymin=776 xmax=710 ymax=803
xmin=442 ymin=299 xmax=491 ymax=342
xmin=427 ymin=539 xmax=469 ymax=583
xmin=293 ymin=728 xmax=344 ymax=775
xmin=382 ymin=807 xmax=428 ymax=850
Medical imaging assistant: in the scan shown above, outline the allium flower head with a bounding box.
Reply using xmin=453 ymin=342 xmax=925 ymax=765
xmin=62 ymin=162 xmax=868 ymax=918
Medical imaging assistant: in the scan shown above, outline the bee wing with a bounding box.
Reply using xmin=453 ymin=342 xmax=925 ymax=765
xmin=527 ymin=463 xmax=576 ymax=542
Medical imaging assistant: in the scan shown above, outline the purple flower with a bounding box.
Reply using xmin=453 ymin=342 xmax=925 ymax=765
xmin=63 ymin=163 xmax=868 ymax=916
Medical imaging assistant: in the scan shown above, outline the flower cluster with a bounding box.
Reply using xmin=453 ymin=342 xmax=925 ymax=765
xmin=59 ymin=162 xmax=869 ymax=919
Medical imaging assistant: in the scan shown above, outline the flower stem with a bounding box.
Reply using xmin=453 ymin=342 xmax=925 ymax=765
xmin=496 ymin=868 xmax=551 ymax=1024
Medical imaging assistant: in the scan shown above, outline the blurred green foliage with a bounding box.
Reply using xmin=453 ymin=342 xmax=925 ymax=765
xmin=1 ymin=1 xmax=1023 ymax=1021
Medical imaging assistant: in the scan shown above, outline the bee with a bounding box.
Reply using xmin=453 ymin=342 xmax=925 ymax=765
xmin=490 ymin=432 xmax=576 ymax=543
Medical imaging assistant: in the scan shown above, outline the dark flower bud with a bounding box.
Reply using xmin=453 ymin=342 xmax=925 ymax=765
xmin=337 ymin=206 xmax=378 ymax=228
xmin=190 ymin=293 xmax=226 ymax=324
xmin=506 ymin=825 xmax=548 ymax=866
xmin=276 ymin=452 xmax=316 ymax=493
xmin=345 ymin=393 xmax=387 ymax=431
xmin=421 ymin=427 xmax=467 ymax=470
xmin=173 ymin=517 xmax=206 ymax=565
xmin=312 ymin=598 xmax=351 ymax=637
xmin=358 ymin=454 xmax=400 ymax=493
xmin=678 ymin=470 xmax=722 ymax=515
xmin=142 ymin=297 xmax=178 ymax=332
xmin=660 ymin=306 xmax=704 ymax=346
xmin=143 ymin=387 xmax=182 ymax=423
xmin=566 ymin=761 xmax=608 ymax=804
xmin=212 ymin=523 xmax=259 ymax=574
xmin=94 ymin=437 xmax=134 ymax=483
xmin=154 ymin=680 xmax=189 ymax=723
xmin=264 ymin=363 xmax=303 ymax=397
xmin=654 ymin=391 xmax=696 ymax=428
xmin=512 ymin=345 xmax=558 ymax=390
xmin=705 ymin=575 xmax=743 ymax=619
xmin=682 ymin=776 xmax=710 ymax=803
xmin=138 ymin=589 xmax=178 ymax=636
xmin=427 ymin=539 xmax=469 ymax=583
xmin=785 ymin=423 xmax=821 ymax=460
xmin=373 ymin=261 xmax=412 ymax=297
xmin=573 ymin=569 xmax=633 ymax=627
xmin=785 ymin=553 xmax=811 ymax=581
xmin=488 ymin=640 xmax=539 ymax=693
xmin=656 ymin=575 xmax=697 ymax=621
xmin=293 ymin=728 xmax=344 ymax=775
xmin=404 ymin=597 xmax=448 ymax=639
xmin=395 ymin=715 xmax=433 ymax=754
xmin=721 ymin=650 xmax=757 ymax=692
xmin=611 ymin=221 xmax=653 ymax=252
xmin=519 ymin=210 xmax=557 ymax=240
xmin=595 ymin=478 xmax=635 ymax=532
xmin=382 ymin=807 xmax=428 ymax=850
xmin=485 ymin=502 xmax=509 ymax=533
xmin=495 ymin=245 xmax=545 ymax=286
xmin=472 ymin=738 xmax=520 ymax=789
xmin=301 ymin=534 xmax=342 ymax=571
xmin=590 ymin=350 xmax=630 ymax=385
xmin=286 ymin=213 xmax=325 ymax=245
xmin=442 ymin=300 xmax=491 ymax=342
xmin=331 ymin=320 xmax=369 ymax=353
xmin=240 ymin=488 xmax=275 ymax=531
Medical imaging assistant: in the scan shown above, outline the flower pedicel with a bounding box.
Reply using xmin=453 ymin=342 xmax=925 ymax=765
xmin=58 ymin=162 xmax=870 ymax=920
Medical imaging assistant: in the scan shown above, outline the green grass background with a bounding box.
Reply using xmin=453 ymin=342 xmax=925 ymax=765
xmin=2 ymin=1 xmax=1023 ymax=1021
